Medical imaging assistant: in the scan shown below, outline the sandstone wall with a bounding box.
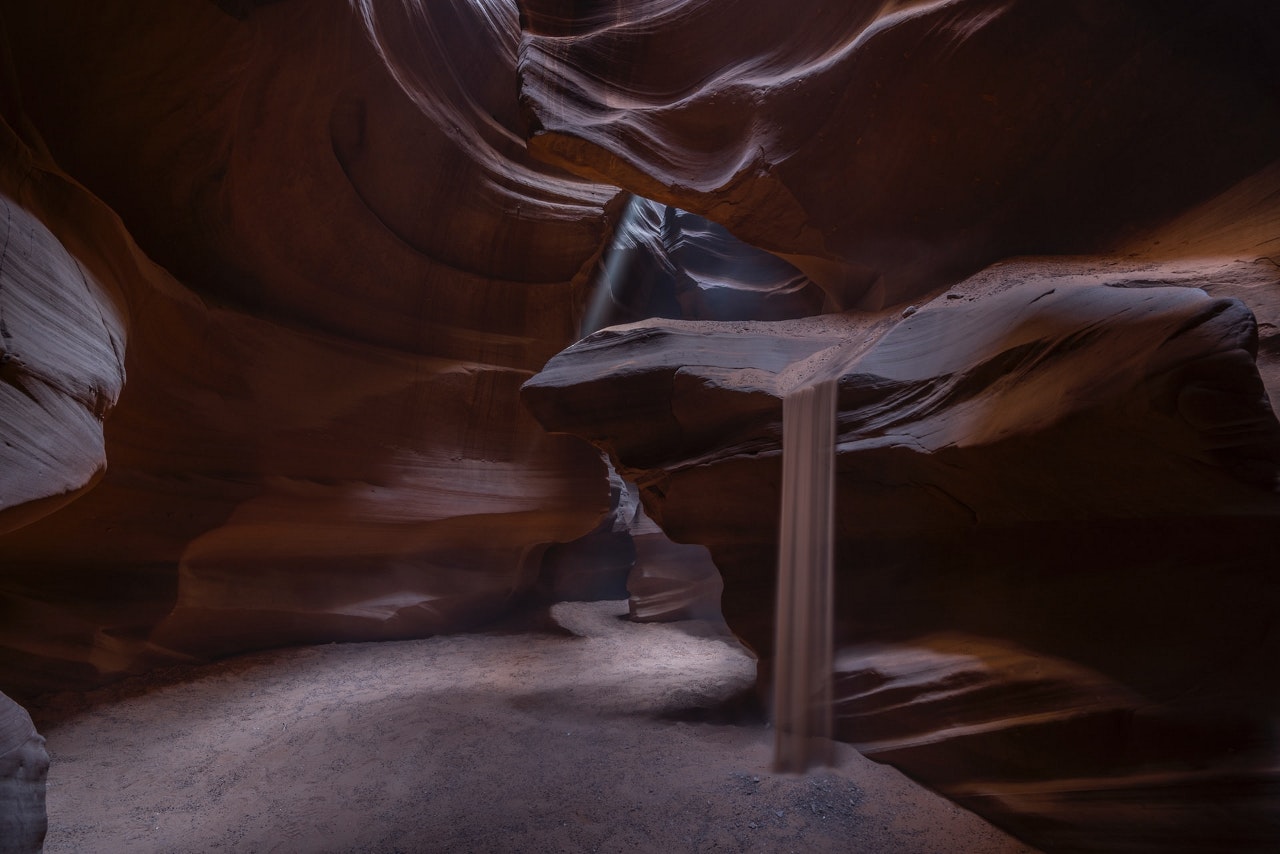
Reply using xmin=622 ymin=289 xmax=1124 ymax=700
xmin=518 ymin=1 xmax=1280 ymax=848
xmin=0 ymin=0 xmax=616 ymax=695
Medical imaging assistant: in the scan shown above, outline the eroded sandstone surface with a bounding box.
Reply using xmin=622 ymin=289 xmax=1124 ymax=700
xmin=3 ymin=0 xmax=1280 ymax=851
xmin=0 ymin=0 xmax=618 ymax=694
xmin=581 ymin=195 xmax=824 ymax=334
xmin=525 ymin=260 xmax=1280 ymax=851
xmin=518 ymin=2 xmax=1280 ymax=847
xmin=520 ymin=0 xmax=1280 ymax=309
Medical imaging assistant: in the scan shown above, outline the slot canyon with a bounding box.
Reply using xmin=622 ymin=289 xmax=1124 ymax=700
xmin=2 ymin=0 xmax=1279 ymax=851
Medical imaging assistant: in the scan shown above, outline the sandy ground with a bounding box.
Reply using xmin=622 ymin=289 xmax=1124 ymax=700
xmin=29 ymin=601 xmax=1039 ymax=853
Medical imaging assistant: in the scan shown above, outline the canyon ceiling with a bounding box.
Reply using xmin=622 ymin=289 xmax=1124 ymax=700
xmin=2 ymin=0 xmax=1279 ymax=851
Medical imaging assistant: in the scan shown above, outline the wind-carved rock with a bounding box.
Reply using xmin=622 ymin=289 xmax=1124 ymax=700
xmin=519 ymin=0 xmax=1280 ymax=309
xmin=2 ymin=0 xmax=1278 ymax=847
xmin=0 ymin=0 xmax=620 ymax=693
xmin=0 ymin=0 xmax=838 ymax=693
xmin=626 ymin=505 xmax=723 ymax=624
xmin=582 ymin=196 xmax=824 ymax=334
xmin=0 ymin=195 xmax=126 ymax=537
xmin=518 ymin=4 xmax=1280 ymax=839
xmin=525 ymin=263 xmax=1280 ymax=851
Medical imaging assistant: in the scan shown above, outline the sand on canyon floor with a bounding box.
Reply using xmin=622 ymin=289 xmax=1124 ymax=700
xmin=28 ymin=600 xmax=1039 ymax=853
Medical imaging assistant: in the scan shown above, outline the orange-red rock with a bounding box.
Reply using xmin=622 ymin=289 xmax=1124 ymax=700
xmin=4 ymin=0 xmax=1280 ymax=849
xmin=524 ymin=260 xmax=1280 ymax=851
xmin=519 ymin=1 xmax=1280 ymax=309
xmin=518 ymin=6 xmax=1280 ymax=841
xmin=0 ymin=0 xmax=618 ymax=694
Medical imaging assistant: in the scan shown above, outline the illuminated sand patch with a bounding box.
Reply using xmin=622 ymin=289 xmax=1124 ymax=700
xmin=34 ymin=601 xmax=1037 ymax=853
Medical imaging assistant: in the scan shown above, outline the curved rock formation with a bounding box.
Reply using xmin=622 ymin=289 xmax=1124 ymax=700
xmin=582 ymin=195 xmax=824 ymax=334
xmin=835 ymin=633 xmax=1280 ymax=854
xmin=526 ymin=259 xmax=1280 ymax=625
xmin=519 ymin=0 xmax=1280 ymax=309
xmin=525 ymin=260 xmax=1280 ymax=850
xmin=626 ymin=506 xmax=723 ymax=624
xmin=0 ymin=193 xmax=125 ymax=537
xmin=0 ymin=0 xmax=840 ymax=696
xmin=0 ymin=691 xmax=47 ymax=854
xmin=518 ymin=5 xmax=1280 ymax=839
xmin=4 ymin=0 xmax=1280 ymax=848
xmin=0 ymin=0 xmax=620 ymax=694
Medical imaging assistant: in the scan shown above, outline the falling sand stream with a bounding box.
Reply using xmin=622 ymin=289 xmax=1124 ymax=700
xmin=773 ymin=377 xmax=838 ymax=773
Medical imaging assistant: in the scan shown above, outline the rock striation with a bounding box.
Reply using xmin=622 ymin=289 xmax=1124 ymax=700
xmin=525 ymin=260 xmax=1280 ymax=850
xmin=518 ymin=3 xmax=1280 ymax=843
xmin=626 ymin=505 xmax=723 ymax=624
xmin=3 ymin=0 xmax=1280 ymax=849
xmin=0 ymin=193 xmax=125 ymax=537
xmin=519 ymin=0 xmax=1280 ymax=309
xmin=0 ymin=0 xmax=833 ymax=696
xmin=0 ymin=0 xmax=620 ymax=695
xmin=835 ymin=632 xmax=1280 ymax=854
xmin=581 ymin=195 xmax=824 ymax=334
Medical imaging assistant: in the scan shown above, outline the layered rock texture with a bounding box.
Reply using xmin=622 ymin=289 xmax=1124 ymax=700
xmin=4 ymin=0 xmax=1280 ymax=851
xmin=527 ymin=257 xmax=1280 ymax=852
xmin=0 ymin=0 xmax=621 ymax=695
xmin=626 ymin=505 xmax=722 ymax=624
xmin=581 ymin=195 xmax=824 ymax=334
xmin=519 ymin=0 xmax=1280 ymax=849
xmin=520 ymin=0 xmax=1280 ymax=309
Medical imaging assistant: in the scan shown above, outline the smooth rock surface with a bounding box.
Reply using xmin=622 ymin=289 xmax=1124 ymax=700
xmin=0 ymin=691 xmax=47 ymax=854
xmin=4 ymin=1 xmax=1280 ymax=849
xmin=525 ymin=260 xmax=1280 ymax=851
xmin=0 ymin=0 xmax=618 ymax=695
xmin=0 ymin=193 xmax=125 ymax=536
xmin=627 ymin=507 xmax=723 ymax=624
xmin=582 ymin=195 xmax=824 ymax=335
xmin=519 ymin=0 xmax=1280 ymax=308
xmin=836 ymin=634 xmax=1280 ymax=853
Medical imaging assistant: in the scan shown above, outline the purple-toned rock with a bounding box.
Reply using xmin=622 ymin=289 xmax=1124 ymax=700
xmin=627 ymin=507 xmax=723 ymax=624
xmin=0 ymin=0 xmax=617 ymax=693
xmin=836 ymin=634 xmax=1280 ymax=853
xmin=0 ymin=194 xmax=125 ymax=537
xmin=0 ymin=692 xmax=47 ymax=854
xmin=582 ymin=196 xmax=824 ymax=334
xmin=525 ymin=259 xmax=1280 ymax=852
xmin=520 ymin=0 xmax=1280 ymax=309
